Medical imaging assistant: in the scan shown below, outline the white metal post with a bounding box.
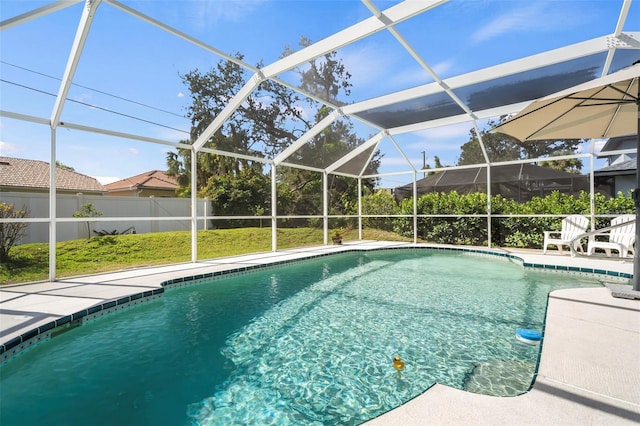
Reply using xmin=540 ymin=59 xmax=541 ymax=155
xmin=589 ymin=140 xmax=596 ymax=232
xmin=190 ymin=148 xmax=198 ymax=262
xmin=474 ymin=122 xmax=491 ymax=248
xmin=487 ymin=164 xmax=492 ymax=247
xmin=413 ymin=172 xmax=418 ymax=244
xmin=203 ymin=197 xmax=208 ymax=231
xmin=357 ymin=178 xmax=363 ymax=240
xmin=49 ymin=127 xmax=57 ymax=281
xmin=323 ymin=172 xmax=328 ymax=245
xmin=271 ymin=165 xmax=277 ymax=252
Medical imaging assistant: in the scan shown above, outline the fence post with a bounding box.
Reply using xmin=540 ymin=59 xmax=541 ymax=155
xmin=149 ymin=196 xmax=158 ymax=232
xmin=76 ymin=192 xmax=85 ymax=238
xmin=203 ymin=197 xmax=208 ymax=231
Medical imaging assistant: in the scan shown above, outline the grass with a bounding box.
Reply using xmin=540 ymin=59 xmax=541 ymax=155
xmin=1 ymin=227 xmax=413 ymax=285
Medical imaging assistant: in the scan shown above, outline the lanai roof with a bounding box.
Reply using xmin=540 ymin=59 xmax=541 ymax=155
xmin=0 ymin=1 xmax=638 ymax=183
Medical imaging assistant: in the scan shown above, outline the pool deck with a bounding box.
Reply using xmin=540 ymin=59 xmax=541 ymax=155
xmin=1 ymin=241 xmax=639 ymax=424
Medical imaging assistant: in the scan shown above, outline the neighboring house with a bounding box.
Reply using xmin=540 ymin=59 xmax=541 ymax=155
xmin=594 ymin=135 xmax=637 ymax=196
xmin=0 ymin=156 xmax=105 ymax=195
xmin=104 ymin=170 xmax=178 ymax=197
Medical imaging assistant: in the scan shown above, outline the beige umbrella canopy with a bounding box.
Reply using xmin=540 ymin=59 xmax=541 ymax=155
xmin=493 ymin=63 xmax=638 ymax=140
xmin=493 ymin=62 xmax=639 ymax=291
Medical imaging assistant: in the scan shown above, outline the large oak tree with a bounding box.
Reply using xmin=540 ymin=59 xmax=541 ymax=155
xmin=167 ymin=40 xmax=380 ymax=226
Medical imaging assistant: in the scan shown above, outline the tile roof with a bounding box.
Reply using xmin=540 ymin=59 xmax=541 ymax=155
xmin=104 ymin=170 xmax=178 ymax=191
xmin=0 ymin=156 xmax=105 ymax=193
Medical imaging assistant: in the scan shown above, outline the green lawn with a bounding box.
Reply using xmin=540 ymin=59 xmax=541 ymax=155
xmin=1 ymin=227 xmax=412 ymax=285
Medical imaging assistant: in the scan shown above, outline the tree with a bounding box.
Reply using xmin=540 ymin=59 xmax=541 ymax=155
xmin=168 ymin=40 xmax=381 ymax=224
xmin=167 ymin=52 xmax=305 ymax=197
xmin=424 ymin=155 xmax=447 ymax=176
xmin=457 ymin=118 xmax=584 ymax=172
xmin=276 ymin=106 xmax=381 ymax=220
xmin=539 ymin=150 xmax=583 ymax=174
xmin=275 ymin=38 xmax=381 ymax=221
xmin=73 ymin=203 xmax=103 ymax=239
xmin=55 ymin=161 xmax=75 ymax=171
xmin=202 ymin=163 xmax=271 ymax=228
xmin=433 ymin=156 xmax=445 ymax=169
xmin=284 ymin=36 xmax=352 ymax=106
xmin=0 ymin=203 xmax=29 ymax=262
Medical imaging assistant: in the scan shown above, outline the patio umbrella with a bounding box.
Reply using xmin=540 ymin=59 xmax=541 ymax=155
xmin=492 ymin=62 xmax=640 ymax=290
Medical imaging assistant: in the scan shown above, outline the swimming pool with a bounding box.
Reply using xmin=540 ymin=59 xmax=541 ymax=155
xmin=0 ymin=249 xmax=602 ymax=425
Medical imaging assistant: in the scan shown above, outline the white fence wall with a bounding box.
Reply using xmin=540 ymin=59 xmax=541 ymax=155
xmin=2 ymin=192 xmax=208 ymax=244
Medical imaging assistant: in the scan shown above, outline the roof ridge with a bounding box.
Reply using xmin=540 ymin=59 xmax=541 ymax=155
xmin=0 ymin=156 xmax=104 ymax=192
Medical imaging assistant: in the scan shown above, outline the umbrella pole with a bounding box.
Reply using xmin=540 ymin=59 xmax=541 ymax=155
xmin=634 ymin=85 xmax=640 ymax=291
xmin=635 ymin=156 xmax=639 ymax=291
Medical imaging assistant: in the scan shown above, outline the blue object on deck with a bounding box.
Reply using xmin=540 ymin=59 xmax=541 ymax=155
xmin=516 ymin=328 xmax=542 ymax=345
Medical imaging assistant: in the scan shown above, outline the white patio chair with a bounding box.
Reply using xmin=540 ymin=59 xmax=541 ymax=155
xmin=587 ymin=214 xmax=635 ymax=258
xmin=543 ymin=214 xmax=589 ymax=255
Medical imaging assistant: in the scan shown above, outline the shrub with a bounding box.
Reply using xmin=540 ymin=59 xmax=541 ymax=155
xmin=361 ymin=191 xmax=399 ymax=231
xmin=0 ymin=203 xmax=29 ymax=262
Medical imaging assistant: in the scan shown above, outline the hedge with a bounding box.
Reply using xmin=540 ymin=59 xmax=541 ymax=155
xmin=362 ymin=190 xmax=634 ymax=249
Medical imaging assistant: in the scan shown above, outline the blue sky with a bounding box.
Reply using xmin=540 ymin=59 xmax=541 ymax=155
xmin=0 ymin=0 xmax=637 ymax=189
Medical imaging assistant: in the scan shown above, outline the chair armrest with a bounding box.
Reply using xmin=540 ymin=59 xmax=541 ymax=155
xmin=543 ymin=231 xmax=560 ymax=238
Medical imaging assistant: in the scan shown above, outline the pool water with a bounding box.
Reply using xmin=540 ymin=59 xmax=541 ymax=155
xmin=0 ymin=250 xmax=602 ymax=425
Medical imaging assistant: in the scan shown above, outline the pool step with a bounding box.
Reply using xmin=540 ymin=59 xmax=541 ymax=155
xmin=464 ymin=360 xmax=536 ymax=397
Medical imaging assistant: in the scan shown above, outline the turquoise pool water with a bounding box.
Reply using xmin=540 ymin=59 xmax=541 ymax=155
xmin=0 ymin=250 xmax=602 ymax=425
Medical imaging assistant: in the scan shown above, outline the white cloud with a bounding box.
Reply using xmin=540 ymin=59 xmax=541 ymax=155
xmin=382 ymin=156 xmax=414 ymax=166
xmin=94 ymin=176 xmax=120 ymax=185
xmin=292 ymin=100 xmax=314 ymax=122
xmin=115 ymin=147 xmax=140 ymax=156
xmin=593 ymin=139 xmax=608 ymax=153
xmin=578 ymin=138 xmax=608 ymax=154
xmin=253 ymin=94 xmax=275 ymax=108
xmin=0 ymin=141 xmax=22 ymax=155
xmin=340 ymin=43 xmax=392 ymax=88
xmin=190 ymin=0 xmax=268 ymax=30
xmin=392 ymin=68 xmax=432 ymax=88
xmin=177 ymin=92 xmax=185 ymax=98
xmin=413 ymin=122 xmax=472 ymax=141
xmin=73 ymin=92 xmax=93 ymax=104
xmin=407 ymin=140 xmax=464 ymax=152
xmin=431 ymin=60 xmax=455 ymax=76
xmin=152 ymin=127 xmax=190 ymax=142
xmin=471 ymin=3 xmax=575 ymax=44
xmin=68 ymin=144 xmax=93 ymax=152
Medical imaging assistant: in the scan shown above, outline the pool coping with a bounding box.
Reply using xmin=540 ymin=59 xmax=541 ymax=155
xmin=1 ymin=241 xmax=638 ymax=424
